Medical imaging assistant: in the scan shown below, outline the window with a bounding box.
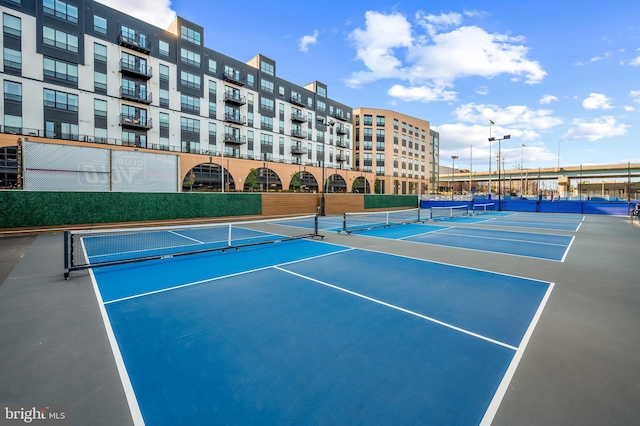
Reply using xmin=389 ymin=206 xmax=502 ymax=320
xmin=3 ymin=14 xmax=21 ymax=37
xmin=180 ymin=71 xmax=201 ymax=89
xmin=3 ymin=47 xmax=21 ymax=70
xmin=180 ymin=94 xmax=200 ymax=113
xmin=94 ymin=72 xmax=107 ymax=91
xmin=363 ymin=114 xmax=373 ymax=126
xmin=94 ymin=15 xmax=107 ymax=34
xmin=159 ymin=89 xmax=169 ymax=107
xmin=159 ymin=40 xmax=169 ymax=56
xmin=260 ymin=97 xmax=274 ymax=111
xmin=317 ymin=86 xmax=326 ymax=97
xmin=208 ymin=59 xmax=217 ymax=73
xmin=317 ymin=100 xmax=326 ymax=112
xmin=43 ymin=57 xmax=78 ymax=82
xmin=43 ymin=26 xmax=78 ymax=53
xmin=180 ymin=117 xmax=200 ymax=132
xmin=94 ymin=99 xmax=107 ymax=117
xmin=260 ymin=61 xmax=274 ymax=76
xmin=43 ymin=0 xmax=78 ymax=23
xmin=180 ymin=26 xmax=201 ymax=45
xmin=260 ymin=79 xmax=274 ymax=93
xmin=159 ymin=113 xmax=169 ymax=129
xmin=4 ymin=81 xmax=21 ymax=102
xmin=209 ymin=101 xmax=216 ymax=118
xmin=159 ymin=64 xmax=169 ymax=81
xmin=260 ymin=116 xmax=273 ymax=131
xmin=180 ymin=48 xmax=201 ymax=67
xmin=376 ymin=116 xmax=385 ymax=126
xmin=94 ymin=43 xmax=107 ymax=62
xmin=247 ymin=74 xmax=255 ymax=87
xmin=43 ymin=89 xmax=78 ymax=111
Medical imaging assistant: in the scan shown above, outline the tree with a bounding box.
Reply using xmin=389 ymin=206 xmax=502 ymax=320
xmin=291 ymin=172 xmax=300 ymax=192
xmin=394 ymin=179 xmax=400 ymax=194
xmin=245 ymin=168 xmax=259 ymax=192
xmin=374 ymin=178 xmax=381 ymax=194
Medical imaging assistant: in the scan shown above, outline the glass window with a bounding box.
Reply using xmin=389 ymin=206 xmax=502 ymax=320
xmin=94 ymin=99 xmax=107 ymax=117
xmin=3 ymin=81 xmax=21 ymax=102
xmin=180 ymin=71 xmax=201 ymax=89
xmin=94 ymin=72 xmax=107 ymax=91
xmin=43 ymin=57 xmax=78 ymax=82
xmin=3 ymin=14 xmax=21 ymax=37
xmin=94 ymin=15 xmax=107 ymax=34
xmin=43 ymin=27 xmax=78 ymax=52
xmin=208 ymin=59 xmax=217 ymax=73
xmin=180 ymin=48 xmax=201 ymax=67
xmin=317 ymin=86 xmax=326 ymax=97
xmin=3 ymin=47 xmax=21 ymax=70
xmin=93 ymin=43 xmax=107 ymax=62
xmin=180 ymin=26 xmax=201 ymax=45
xmin=159 ymin=64 xmax=169 ymax=81
xmin=260 ymin=61 xmax=274 ymax=76
xmin=159 ymin=40 xmax=169 ymax=56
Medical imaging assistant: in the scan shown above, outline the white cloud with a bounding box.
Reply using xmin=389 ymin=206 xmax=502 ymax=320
xmin=453 ymin=103 xmax=563 ymax=134
xmin=96 ymin=0 xmax=176 ymax=29
xmin=387 ymin=84 xmax=457 ymax=102
xmin=346 ymin=10 xmax=546 ymax=102
xmin=475 ymin=85 xmax=489 ymax=95
xmin=563 ymin=116 xmax=629 ymax=141
xmin=540 ymin=95 xmax=558 ymax=104
xmin=582 ymin=93 xmax=613 ymax=110
xmin=299 ymin=30 xmax=319 ymax=52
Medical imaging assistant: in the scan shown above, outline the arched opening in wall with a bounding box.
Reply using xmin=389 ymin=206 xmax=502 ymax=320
xmin=243 ymin=167 xmax=282 ymax=192
xmin=182 ymin=163 xmax=235 ymax=192
xmin=0 ymin=146 xmax=19 ymax=189
xmin=288 ymin=170 xmax=318 ymax=192
xmin=352 ymin=176 xmax=371 ymax=194
xmin=327 ymin=174 xmax=347 ymax=193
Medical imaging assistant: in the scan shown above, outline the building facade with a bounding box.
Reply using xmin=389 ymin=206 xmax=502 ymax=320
xmin=352 ymin=108 xmax=439 ymax=195
xmin=0 ymin=0 xmax=364 ymax=192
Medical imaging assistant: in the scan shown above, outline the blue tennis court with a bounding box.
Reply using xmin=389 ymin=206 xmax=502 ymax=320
xmin=87 ymin=233 xmax=553 ymax=425
xmin=347 ymin=224 xmax=574 ymax=262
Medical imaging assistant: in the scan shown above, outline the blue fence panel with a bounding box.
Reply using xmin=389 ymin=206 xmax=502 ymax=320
xmin=538 ymin=201 xmax=583 ymax=214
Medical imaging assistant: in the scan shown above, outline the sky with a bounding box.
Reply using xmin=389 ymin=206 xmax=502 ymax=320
xmin=97 ymin=0 xmax=640 ymax=172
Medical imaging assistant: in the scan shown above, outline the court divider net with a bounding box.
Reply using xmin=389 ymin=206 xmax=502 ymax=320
xmin=429 ymin=205 xmax=469 ymax=220
xmin=63 ymin=214 xmax=321 ymax=279
xmin=340 ymin=207 xmax=423 ymax=234
xmin=472 ymin=203 xmax=495 ymax=214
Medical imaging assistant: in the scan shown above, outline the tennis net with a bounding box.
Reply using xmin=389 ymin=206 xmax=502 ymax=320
xmin=472 ymin=203 xmax=495 ymax=214
xmin=64 ymin=214 xmax=320 ymax=278
xmin=429 ymin=205 xmax=469 ymax=220
xmin=341 ymin=208 xmax=422 ymax=234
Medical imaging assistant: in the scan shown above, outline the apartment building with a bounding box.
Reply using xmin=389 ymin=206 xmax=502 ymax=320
xmin=352 ymin=108 xmax=439 ymax=194
xmin=0 ymin=0 xmax=358 ymax=192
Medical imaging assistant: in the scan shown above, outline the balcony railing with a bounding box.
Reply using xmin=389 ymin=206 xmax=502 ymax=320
xmin=291 ymin=145 xmax=308 ymax=155
xmin=331 ymin=111 xmax=348 ymax=121
xmin=291 ymin=112 xmax=306 ymax=122
xmin=120 ymin=87 xmax=153 ymax=104
xmin=223 ymin=113 xmax=246 ymax=125
xmin=223 ymin=134 xmax=247 ymax=145
xmin=290 ymin=95 xmax=305 ymax=107
xmin=119 ymin=59 xmax=152 ymax=79
xmin=336 ymin=125 xmax=348 ymax=135
xmin=336 ymin=138 xmax=349 ymax=148
xmin=224 ymin=92 xmax=246 ymax=105
xmin=223 ymin=71 xmax=245 ymax=86
xmin=336 ymin=154 xmax=348 ymax=162
xmin=120 ymin=114 xmax=152 ymax=129
xmin=118 ymin=32 xmax=152 ymax=54
xmin=291 ymin=128 xmax=307 ymax=139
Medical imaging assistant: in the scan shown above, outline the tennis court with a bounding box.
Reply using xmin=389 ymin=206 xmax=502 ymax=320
xmin=81 ymin=218 xmax=552 ymax=425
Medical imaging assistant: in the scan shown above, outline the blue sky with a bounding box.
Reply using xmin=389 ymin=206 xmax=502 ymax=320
xmin=98 ymin=0 xmax=640 ymax=172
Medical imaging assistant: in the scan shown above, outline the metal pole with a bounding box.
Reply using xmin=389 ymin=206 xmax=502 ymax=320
xmin=221 ymin=141 xmax=225 ymax=193
xmin=489 ymin=120 xmax=493 ymax=196
xmin=520 ymin=144 xmax=525 ymax=197
xmin=498 ymin=140 xmax=501 ymax=210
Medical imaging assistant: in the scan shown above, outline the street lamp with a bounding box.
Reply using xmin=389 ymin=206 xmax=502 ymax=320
xmin=488 ymin=134 xmax=510 ymax=210
xmin=451 ymin=155 xmax=458 ymax=200
xmin=317 ymin=117 xmax=335 ymax=216
xmin=488 ymin=120 xmax=494 ymax=196
xmin=521 ymin=143 xmax=525 ymax=197
xmin=557 ymin=140 xmax=561 ymax=169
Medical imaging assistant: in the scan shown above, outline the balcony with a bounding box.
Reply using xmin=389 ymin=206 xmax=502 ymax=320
xmin=119 ymin=59 xmax=152 ymax=79
xmin=330 ymin=111 xmax=348 ymax=121
xmin=336 ymin=138 xmax=349 ymax=148
xmin=118 ymin=32 xmax=152 ymax=54
xmin=290 ymin=95 xmax=305 ymax=107
xmin=120 ymin=87 xmax=153 ymax=105
xmin=291 ymin=112 xmax=306 ymax=123
xmin=336 ymin=153 xmax=348 ymax=162
xmin=223 ymin=70 xmax=245 ymax=86
xmin=224 ymin=92 xmax=246 ymax=105
xmin=291 ymin=145 xmax=308 ymax=155
xmin=223 ymin=113 xmax=246 ymax=125
xmin=291 ymin=128 xmax=307 ymax=139
xmin=120 ymin=114 xmax=152 ymax=129
xmin=336 ymin=125 xmax=348 ymax=135
xmin=223 ymin=134 xmax=247 ymax=145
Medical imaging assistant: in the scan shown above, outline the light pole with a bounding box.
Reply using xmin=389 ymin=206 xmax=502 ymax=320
xmin=521 ymin=143 xmax=525 ymax=197
xmin=488 ymin=134 xmax=510 ymax=210
xmin=488 ymin=120 xmax=494 ymax=196
xmin=317 ymin=117 xmax=335 ymax=216
xmin=451 ymin=155 xmax=458 ymax=200
xmin=557 ymin=140 xmax=561 ymax=169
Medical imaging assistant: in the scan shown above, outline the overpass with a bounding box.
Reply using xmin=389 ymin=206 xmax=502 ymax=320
xmin=440 ymin=162 xmax=640 ymax=197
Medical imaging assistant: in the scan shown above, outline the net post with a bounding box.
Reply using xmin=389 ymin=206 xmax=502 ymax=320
xmin=314 ymin=214 xmax=320 ymax=237
xmin=63 ymin=231 xmax=70 ymax=280
xmin=342 ymin=213 xmax=347 ymax=233
xmin=227 ymin=224 xmax=232 ymax=247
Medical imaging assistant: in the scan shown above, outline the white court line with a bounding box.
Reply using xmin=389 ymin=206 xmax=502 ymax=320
xmin=560 ymin=236 xmax=575 ymax=263
xmin=168 ymin=230 xmax=204 ymax=244
xmin=103 ymin=247 xmax=355 ymax=305
xmin=397 ymin=226 xmax=451 ymax=240
xmin=480 ymin=282 xmax=555 ymax=425
xmin=275 ymin=266 xmax=517 ymax=351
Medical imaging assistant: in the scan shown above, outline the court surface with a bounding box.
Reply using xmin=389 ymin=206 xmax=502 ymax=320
xmin=89 ymin=234 xmax=552 ymax=425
